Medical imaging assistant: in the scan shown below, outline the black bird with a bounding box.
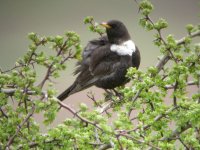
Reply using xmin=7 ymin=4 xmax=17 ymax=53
xmin=58 ymin=20 xmax=140 ymax=101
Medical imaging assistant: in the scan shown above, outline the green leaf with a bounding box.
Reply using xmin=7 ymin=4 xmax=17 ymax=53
xmin=186 ymin=24 xmax=194 ymax=33
xmin=166 ymin=34 xmax=177 ymax=49
xmin=139 ymin=0 xmax=154 ymax=16
xmin=154 ymin=18 xmax=168 ymax=30
xmin=84 ymin=16 xmax=94 ymax=24
xmin=79 ymin=103 xmax=88 ymax=112
xmin=55 ymin=35 xmax=64 ymax=46
xmin=28 ymin=32 xmax=36 ymax=41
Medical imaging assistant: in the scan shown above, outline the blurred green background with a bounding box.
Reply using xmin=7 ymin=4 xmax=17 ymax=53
xmin=0 ymin=0 xmax=199 ymax=129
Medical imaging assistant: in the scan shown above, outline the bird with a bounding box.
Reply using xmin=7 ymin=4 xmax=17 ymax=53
xmin=57 ymin=20 xmax=141 ymax=101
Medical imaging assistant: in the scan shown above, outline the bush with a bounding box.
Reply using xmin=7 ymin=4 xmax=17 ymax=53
xmin=0 ymin=0 xmax=200 ymax=149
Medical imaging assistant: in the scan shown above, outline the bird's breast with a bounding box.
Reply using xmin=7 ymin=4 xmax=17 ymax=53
xmin=110 ymin=40 xmax=136 ymax=56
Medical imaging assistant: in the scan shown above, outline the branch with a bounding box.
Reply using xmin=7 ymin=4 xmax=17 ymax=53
xmin=2 ymin=62 xmax=36 ymax=74
xmin=116 ymin=135 xmax=124 ymax=150
xmin=6 ymin=105 xmax=35 ymax=149
xmin=17 ymin=142 xmax=38 ymax=149
xmin=177 ymin=30 xmax=200 ymax=45
xmin=87 ymin=92 xmax=102 ymax=108
xmin=96 ymin=100 xmax=113 ymax=114
xmin=173 ymin=81 xmax=178 ymax=106
xmin=198 ymin=73 xmax=200 ymax=103
xmin=155 ymin=55 xmax=170 ymax=72
xmin=37 ymin=43 xmax=75 ymax=88
xmin=132 ymin=89 xmax=142 ymax=102
xmin=57 ymin=100 xmax=103 ymax=131
xmin=2 ymin=38 xmax=47 ymax=74
xmin=178 ymin=137 xmax=190 ymax=150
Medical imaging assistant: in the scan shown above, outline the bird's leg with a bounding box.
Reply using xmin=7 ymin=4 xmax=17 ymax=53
xmin=105 ymin=89 xmax=111 ymax=93
xmin=112 ymin=89 xmax=123 ymax=100
xmin=104 ymin=89 xmax=123 ymax=102
xmin=113 ymin=89 xmax=120 ymax=96
xmin=104 ymin=89 xmax=113 ymax=100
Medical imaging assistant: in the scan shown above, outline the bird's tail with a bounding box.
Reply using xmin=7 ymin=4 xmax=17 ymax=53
xmin=57 ymin=82 xmax=77 ymax=101
xmin=57 ymin=77 xmax=98 ymax=101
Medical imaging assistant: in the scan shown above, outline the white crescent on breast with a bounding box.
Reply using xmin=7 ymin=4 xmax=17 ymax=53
xmin=110 ymin=40 xmax=136 ymax=56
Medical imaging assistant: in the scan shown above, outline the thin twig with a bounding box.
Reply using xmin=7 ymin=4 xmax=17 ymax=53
xmin=2 ymin=62 xmax=36 ymax=74
xmin=198 ymin=73 xmax=200 ymax=103
xmin=116 ymin=135 xmax=123 ymax=150
xmin=173 ymin=81 xmax=178 ymax=107
xmin=37 ymin=43 xmax=66 ymax=88
xmin=0 ymin=107 xmax=8 ymax=118
xmin=132 ymin=89 xmax=142 ymax=102
xmin=178 ymin=137 xmax=190 ymax=150
xmin=87 ymin=92 xmax=102 ymax=108
xmin=165 ymin=81 xmax=197 ymax=89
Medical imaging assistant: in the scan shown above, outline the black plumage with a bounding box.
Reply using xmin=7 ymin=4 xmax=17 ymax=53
xmin=58 ymin=20 xmax=140 ymax=101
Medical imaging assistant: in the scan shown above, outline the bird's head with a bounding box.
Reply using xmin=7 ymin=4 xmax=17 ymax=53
xmin=100 ymin=20 xmax=131 ymax=44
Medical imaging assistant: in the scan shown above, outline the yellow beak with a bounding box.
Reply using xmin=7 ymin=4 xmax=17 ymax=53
xmin=100 ymin=22 xmax=112 ymax=29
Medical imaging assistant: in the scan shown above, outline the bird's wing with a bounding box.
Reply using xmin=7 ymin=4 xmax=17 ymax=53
xmin=73 ymin=36 xmax=123 ymax=86
xmin=83 ymin=36 xmax=109 ymax=60
xmin=89 ymin=44 xmax=122 ymax=76
xmin=74 ymin=36 xmax=109 ymax=75
xmin=68 ymin=36 xmax=111 ymax=90
xmin=131 ymin=46 xmax=141 ymax=69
